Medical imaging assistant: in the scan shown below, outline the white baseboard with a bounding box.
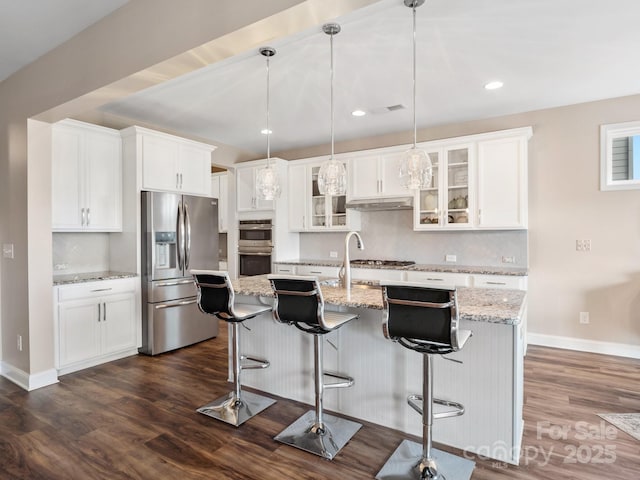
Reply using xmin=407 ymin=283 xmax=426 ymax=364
xmin=528 ymin=333 xmax=640 ymax=359
xmin=0 ymin=362 xmax=58 ymax=391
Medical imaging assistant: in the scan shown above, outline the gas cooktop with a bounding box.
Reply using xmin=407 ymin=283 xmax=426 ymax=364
xmin=350 ymin=259 xmax=415 ymax=267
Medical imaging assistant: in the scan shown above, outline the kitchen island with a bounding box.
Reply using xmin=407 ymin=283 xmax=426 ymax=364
xmin=230 ymin=275 xmax=526 ymax=464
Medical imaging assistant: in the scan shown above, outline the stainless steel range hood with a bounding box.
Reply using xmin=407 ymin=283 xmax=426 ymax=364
xmin=345 ymin=196 xmax=413 ymax=211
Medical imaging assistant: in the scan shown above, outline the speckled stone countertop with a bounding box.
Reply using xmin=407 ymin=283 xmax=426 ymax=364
xmin=233 ymin=275 xmax=526 ymax=325
xmin=53 ymin=271 xmax=138 ymax=286
xmin=275 ymin=259 xmax=527 ymax=276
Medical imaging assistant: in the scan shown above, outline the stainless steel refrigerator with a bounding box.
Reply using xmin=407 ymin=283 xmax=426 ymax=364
xmin=140 ymin=191 xmax=219 ymax=355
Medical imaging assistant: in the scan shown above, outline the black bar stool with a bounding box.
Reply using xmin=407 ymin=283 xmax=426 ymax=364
xmin=268 ymin=275 xmax=362 ymax=460
xmin=191 ymin=270 xmax=275 ymax=427
xmin=376 ymin=282 xmax=474 ymax=480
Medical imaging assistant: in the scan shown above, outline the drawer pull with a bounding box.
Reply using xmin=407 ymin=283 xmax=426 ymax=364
xmin=486 ymin=281 xmax=507 ymax=285
xmin=91 ymin=288 xmax=113 ymax=292
xmin=309 ymin=271 xmax=322 ymax=274
xmin=426 ymin=278 xmax=444 ymax=281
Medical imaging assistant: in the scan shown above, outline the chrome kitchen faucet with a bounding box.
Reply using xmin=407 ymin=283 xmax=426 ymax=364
xmin=339 ymin=231 xmax=364 ymax=289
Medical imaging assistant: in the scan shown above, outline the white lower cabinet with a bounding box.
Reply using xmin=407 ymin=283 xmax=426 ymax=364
xmin=296 ymin=265 xmax=340 ymax=277
xmin=405 ymin=270 xmax=471 ymax=287
xmin=472 ymin=274 xmax=527 ymax=290
xmin=55 ymin=277 xmax=140 ymax=375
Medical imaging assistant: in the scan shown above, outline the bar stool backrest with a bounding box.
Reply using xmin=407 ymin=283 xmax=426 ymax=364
xmin=382 ymin=283 xmax=461 ymax=354
xmin=269 ymin=276 xmax=327 ymax=334
xmin=192 ymin=270 xmax=236 ymax=321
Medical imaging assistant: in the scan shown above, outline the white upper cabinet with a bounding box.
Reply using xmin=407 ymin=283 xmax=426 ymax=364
xmin=236 ymin=159 xmax=288 ymax=212
xmin=52 ymin=119 xmax=122 ymax=232
xmin=414 ymin=144 xmax=473 ymax=230
xmin=287 ymin=158 xmax=360 ymax=232
xmin=477 ymin=135 xmax=529 ymax=229
xmin=349 ymin=152 xmax=407 ymax=199
xmin=211 ymin=172 xmax=228 ymax=233
xmin=122 ymin=126 xmax=216 ymax=196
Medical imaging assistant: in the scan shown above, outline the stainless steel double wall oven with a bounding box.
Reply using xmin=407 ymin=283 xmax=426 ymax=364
xmin=238 ymin=219 xmax=272 ymax=276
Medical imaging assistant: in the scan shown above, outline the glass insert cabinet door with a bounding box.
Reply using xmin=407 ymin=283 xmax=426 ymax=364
xmin=417 ymin=146 xmax=471 ymax=228
xmin=311 ymin=164 xmax=347 ymax=228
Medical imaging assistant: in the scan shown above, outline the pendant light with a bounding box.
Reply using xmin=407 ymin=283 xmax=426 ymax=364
xmin=317 ymin=23 xmax=347 ymax=196
xmin=399 ymin=0 xmax=433 ymax=190
xmin=255 ymin=46 xmax=281 ymax=201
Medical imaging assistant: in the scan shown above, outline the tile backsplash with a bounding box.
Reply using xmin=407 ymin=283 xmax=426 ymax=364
xmin=298 ymin=210 xmax=528 ymax=267
xmin=53 ymin=233 xmax=110 ymax=274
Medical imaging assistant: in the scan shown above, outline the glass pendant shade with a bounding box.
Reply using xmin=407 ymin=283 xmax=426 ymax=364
xmin=399 ymin=146 xmax=432 ymax=189
xmin=401 ymin=0 xmax=431 ymax=190
xmin=318 ymin=158 xmax=347 ymax=196
xmin=255 ymin=46 xmax=281 ymax=201
xmin=256 ymin=164 xmax=281 ymax=200
xmin=317 ymin=23 xmax=346 ymax=196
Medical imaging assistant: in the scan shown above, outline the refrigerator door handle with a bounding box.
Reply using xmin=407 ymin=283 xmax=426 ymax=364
xmin=155 ymin=299 xmax=198 ymax=309
xmin=184 ymin=202 xmax=191 ymax=270
xmin=176 ymin=201 xmax=184 ymax=271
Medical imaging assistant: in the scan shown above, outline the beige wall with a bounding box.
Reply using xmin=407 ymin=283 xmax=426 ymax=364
xmin=0 ymin=0 xmax=380 ymax=382
xmin=278 ymin=94 xmax=640 ymax=347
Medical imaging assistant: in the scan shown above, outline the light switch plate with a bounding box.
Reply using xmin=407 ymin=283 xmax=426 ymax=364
xmin=445 ymin=254 xmax=457 ymax=262
xmin=2 ymin=244 xmax=14 ymax=259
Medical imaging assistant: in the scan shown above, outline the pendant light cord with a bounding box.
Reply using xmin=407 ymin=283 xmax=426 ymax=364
xmin=412 ymin=4 xmax=417 ymax=149
xmin=266 ymin=53 xmax=271 ymax=166
xmin=330 ymin=31 xmax=335 ymax=160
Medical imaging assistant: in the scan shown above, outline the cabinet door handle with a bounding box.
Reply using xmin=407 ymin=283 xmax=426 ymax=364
xmin=81 ymin=208 xmax=85 ymax=226
xmin=176 ymin=173 xmax=180 ymax=189
xmin=103 ymin=302 xmax=107 ymax=321
xmin=478 ymin=208 xmax=482 ymax=224
xmin=180 ymin=173 xmax=183 ymax=189
xmin=97 ymin=303 xmax=101 ymax=322
xmin=86 ymin=208 xmax=91 ymax=226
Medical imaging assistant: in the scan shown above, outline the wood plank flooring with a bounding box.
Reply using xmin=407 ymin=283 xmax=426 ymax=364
xmin=1 ymin=322 xmax=639 ymax=479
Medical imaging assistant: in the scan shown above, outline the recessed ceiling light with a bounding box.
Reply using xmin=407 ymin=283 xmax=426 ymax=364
xmin=261 ymin=128 xmax=272 ymax=135
xmin=351 ymin=109 xmax=367 ymax=117
xmin=484 ymin=81 xmax=504 ymax=90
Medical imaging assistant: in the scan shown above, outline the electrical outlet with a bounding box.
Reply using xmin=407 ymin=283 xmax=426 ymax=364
xmin=502 ymin=256 xmax=516 ymax=264
xmin=576 ymin=240 xmax=591 ymax=252
xmin=17 ymin=335 xmax=22 ymax=351
xmin=579 ymin=311 xmax=590 ymax=324
xmin=329 ymin=251 xmax=338 ymax=258
xmin=445 ymin=254 xmax=457 ymax=262
xmin=2 ymin=244 xmax=14 ymax=259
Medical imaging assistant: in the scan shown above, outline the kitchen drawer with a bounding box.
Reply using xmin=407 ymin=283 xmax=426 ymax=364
xmin=404 ymin=271 xmax=471 ymax=287
xmin=351 ymin=267 xmax=404 ymax=282
xmin=274 ymin=264 xmax=297 ymax=274
xmin=472 ymin=274 xmax=527 ymax=290
xmin=296 ymin=265 xmax=340 ymax=277
xmin=56 ymin=277 xmax=137 ymax=302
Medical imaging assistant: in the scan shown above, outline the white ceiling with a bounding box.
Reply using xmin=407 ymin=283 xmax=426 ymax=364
xmin=100 ymin=0 xmax=640 ymax=156
xmin=4 ymin=0 xmax=640 ymax=157
xmin=0 ymin=0 xmax=128 ymax=83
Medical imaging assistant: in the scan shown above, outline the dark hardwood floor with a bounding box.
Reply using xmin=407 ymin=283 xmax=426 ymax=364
xmin=1 ymin=322 xmax=639 ymax=479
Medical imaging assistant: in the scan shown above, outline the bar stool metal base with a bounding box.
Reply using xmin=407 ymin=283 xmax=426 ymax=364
xmin=376 ymin=439 xmax=475 ymax=480
xmin=274 ymin=410 xmax=362 ymax=460
xmin=197 ymin=390 xmax=276 ymax=427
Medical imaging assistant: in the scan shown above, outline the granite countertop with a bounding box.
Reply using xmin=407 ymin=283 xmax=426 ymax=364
xmin=274 ymin=259 xmax=528 ymax=276
xmin=53 ymin=271 xmax=138 ymax=286
xmin=233 ymin=275 xmax=526 ymax=325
